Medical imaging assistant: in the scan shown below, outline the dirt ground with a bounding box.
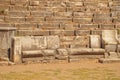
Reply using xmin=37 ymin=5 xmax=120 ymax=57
xmin=0 ymin=59 xmax=120 ymax=80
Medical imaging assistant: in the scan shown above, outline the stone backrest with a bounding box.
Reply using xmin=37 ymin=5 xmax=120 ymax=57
xmin=102 ymin=30 xmax=118 ymax=44
xmin=18 ymin=36 xmax=60 ymax=51
xmin=90 ymin=35 xmax=101 ymax=48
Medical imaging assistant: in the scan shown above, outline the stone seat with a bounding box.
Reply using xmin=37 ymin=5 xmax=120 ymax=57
xmin=68 ymin=48 xmax=105 ymax=55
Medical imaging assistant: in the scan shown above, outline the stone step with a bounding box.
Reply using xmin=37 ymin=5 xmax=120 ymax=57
xmin=99 ymin=58 xmax=120 ymax=63
xmin=108 ymin=52 xmax=119 ymax=58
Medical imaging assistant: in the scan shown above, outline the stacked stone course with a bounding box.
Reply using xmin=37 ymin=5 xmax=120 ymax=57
xmin=0 ymin=0 xmax=120 ymax=49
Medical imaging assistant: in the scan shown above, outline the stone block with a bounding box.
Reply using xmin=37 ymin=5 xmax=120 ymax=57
xmin=100 ymin=24 xmax=115 ymax=29
xmin=65 ymin=2 xmax=83 ymax=7
xmin=38 ymin=23 xmax=60 ymax=30
xmin=104 ymin=45 xmax=117 ymax=52
xmin=17 ymin=30 xmax=49 ymax=36
xmin=111 ymin=6 xmax=120 ymax=11
xmin=57 ymin=49 xmax=68 ymax=56
xmin=50 ymin=30 xmax=63 ymax=36
xmin=60 ymin=23 xmax=78 ymax=30
xmin=93 ymin=18 xmax=113 ymax=24
xmin=54 ymin=12 xmax=72 ymax=17
xmin=67 ymin=7 xmax=85 ymax=12
xmin=10 ymin=0 xmax=28 ymax=5
xmin=10 ymin=5 xmax=27 ymax=11
xmin=73 ymin=12 xmax=93 ymax=18
xmin=15 ymin=23 xmax=37 ymax=30
xmin=91 ymin=30 xmax=102 ymax=35
xmin=73 ymin=18 xmax=92 ymax=24
xmin=46 ymin=17 xmax=72 ymax=22
xmin=47 ymin=36 xmax=60 ymax=49
xmin=22 ymin=50 xmax=43 ymax=58
xmin=29 ymin=1 xmax=40 ymax=6
xmin=63 ymin=30 xmax=75 ymax=36
xmin=0 ymin=16 xmax=4 ymax=22
xmin=9 ymin=11 xmax=30 ymax=17
xmin=21 ymin=36 xmax=47 ymax=50
xmin=80 ymin=24 xmax=98 ymax=30
xmin=5 ymin=17 xmax=25 ymax=23
xmin=52 ymin=7 xmax=66 ymax=12
xmin=26 ymin=17 xmax=44 ymax=23
xmin=0 ymin=0 xmax=10 ymax=5
xmin=60 ymin=36 xmax=75 ymax=42
xmin=0 ymin=23 xmax=14 ymax=27
xmin=90 ymin=35 xmax=101 ymax=48
xmin=70 ymin=36 xmax=89 ymax=48
xmin=11 ymin=37 xmax=22 ymax=63
xmin=68 ymin=48 xmax=93 ymax=55
xmin=92 ymin=48 xmax=105 ymax=55
xmin=113 ymin=18 xmax=120 ymax=23
xmin=75 ymin=30 xmax=90 ymax=36
xmin=43 ymin=49 xmax=56 ymax=56
xmin=31 ymin=11 xmax=53 ymax=17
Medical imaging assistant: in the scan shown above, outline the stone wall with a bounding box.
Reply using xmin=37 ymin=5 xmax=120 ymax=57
xmin=0 ymin=0 xmax=120 ymax=48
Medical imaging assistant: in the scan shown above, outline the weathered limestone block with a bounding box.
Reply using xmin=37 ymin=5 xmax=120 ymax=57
xmin=17 ymin=30 xmax=49 ymax=36
xmin=10 ymin=0 xmax=28 ymax=5
xmin=26 ymin=17 xmax=44 ymax=23
xmin=80 ymin=24 xmax=98 ymax=30
xmin=54 ymin=12 xmax=72 ymax=17
xmin=63 ymin=30 xmax=75 ymax=36
xmin=68 ymin=48 xmax=93 ymax=55
xmin=47 ymin=36 xmax=60 ymax=49
xmin=91 ymin=30 xmax=102 ymax=35
xmin=73 ymin=18 xmax=92 ymax=24
xmin=20 ymin=36 xmax=34 ymax=50
xmin=75 ymin=30 xmax=90 ymax=36
xmin=33 ymin=36 xmax=47 ymax=49
xmin=22 ymin=50 xmax=43 ymax=58
xmin=92 ymin=48 xmax=105 ymax=55
xmin=66 ymin=2 xmax=83 ymax=7
xmin=5 ymin=17 xmax=25 ymax=23
xmin=8 ymin=11 xmax=30 ymax=17
xmin=67 ymin=7 xmax=85 ymax=12
xmin=10 ymin=5 xmax=27 ymax=11
xmin=31 ymin=11 xmax=53 ymax=17
xmin=15 ymin=23 xmax=37 ymax=30
xmin=38 ymin=23 xmax=60 ymax=30
xmin=0 ymin=16 xmax=4 ymax=22
xmin=29 ymin=1 xmax=40 ymax=6
xmin=56 ymin=48 xmax=68 ymax=60
xmin=60 ymin=36 xmax=75 ymax=42
xmin=52 ymin=7 xmax=66 ymax=12
xmin=43 ymin=49 xmax=56 ymax=56
xmin=90 ymin=35 xmax=101 ymax=48
xmin=21 ymin=36 xmax=47 ymax=50
xmin=57 ymin=49 xmax=68 ymax=56
xmin=104 ymin=45 xmax=117 ymax=52
xmin=73 ymin=12 xmax=93 ymax=18
xmin=50 ymin=30 xmax=74 ymax=36
xmin=46 ymin=17 xmax=72 ymax=22
xmin=60 ymin=23 xmax=78 ymax=30
xmin=70 ymin=36 xmax=89 ymax=48
xmin=0 ymin=0 xmax=10 ymax=5
xmin=111 ymin=6 xmax=120 ymax=11
xmin=50 ymin=30 xmax=64 ymax=36
xmin=100 ymin=24 xmax=115 ymax=29
xmin=11 ymin=37 xmax=22 ymax=63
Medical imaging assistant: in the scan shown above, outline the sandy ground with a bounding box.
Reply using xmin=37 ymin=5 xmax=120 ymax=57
xmin=0 ymin=59 xmax=120 ymax=76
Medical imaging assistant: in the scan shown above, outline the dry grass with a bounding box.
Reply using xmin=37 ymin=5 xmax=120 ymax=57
xmin=0 ymin=68 xmax=120 ymax=80
xmin=0 ymin=59 xmax=120 ymax=80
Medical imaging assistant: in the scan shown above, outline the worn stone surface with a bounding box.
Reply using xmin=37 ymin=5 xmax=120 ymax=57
xmin=11 ymin=37 xmax=22 ymax=63
xmin=90 ymin=35 xmax=101 ymax=48
xmin=47 ymin=36 xmax=60 ymax=49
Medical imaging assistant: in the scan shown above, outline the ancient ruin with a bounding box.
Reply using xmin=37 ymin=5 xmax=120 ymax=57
xmin=0 ymin=0 xmax=120 ymax=64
